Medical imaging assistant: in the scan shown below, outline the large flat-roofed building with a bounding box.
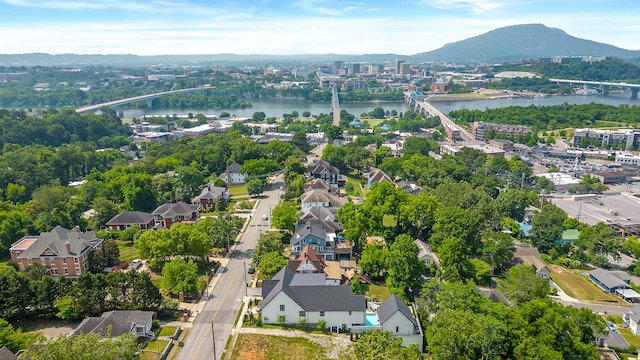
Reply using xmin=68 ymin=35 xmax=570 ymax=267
xmin=470 ymin=122 xmax=531 ymax=141
xmin=444 ymin=124 xmax=460 ymax=141
xmin=440 ymin=144 xmax=505 ymax=157
xmin=574 ymin=128 xmax=640 ymax=149
xmin=536 ymin=173 xmax=581 ymax=192
xmin=617 ymin=153 xmax=640 ymax=166
xmin=551 ymin=194 xmax=640 ymax=237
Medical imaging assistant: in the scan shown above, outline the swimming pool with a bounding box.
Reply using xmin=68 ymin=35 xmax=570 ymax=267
xmin=365 ymin=313 xmax=379 ymax=326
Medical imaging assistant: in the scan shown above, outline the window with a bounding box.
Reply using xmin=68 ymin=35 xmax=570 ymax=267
xmin=64 ymin=268 xmax=68 ymax=275
xmin=348 ymin=311 xmax=352 ymax=315
xmin=76 ymin=268 xmax=80 ymax=274
xmin=299 ymin=311 xmax=305 ymax=317
xmin=395 ymin=326 xmax=399 ymax=333
xmin=28 ymin=259 xmax=32 ymax=265
xmin=279 ymin=305 xmax=285 ymax=312
xmin=62 ymin=258 xmax=67 ymax=265
xmin=320 ymin=311 xmax=325 ymax=317
xmin=74 ymin=257 xmax=79 ymax=264
xmin=51 ymin=268 xmax=58 ymax=275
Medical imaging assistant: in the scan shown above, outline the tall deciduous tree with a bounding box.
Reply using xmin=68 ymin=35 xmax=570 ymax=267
xmin=530 ymin=203 xmax=566 ymax=253
xmin=387 ymin=234 xmax=424 ymax=299
xmin=22 ymin=332 xmax=139 ymax=360
xmin=498 ymin=264 xmax=549 ymax=305
xmin=271 ymin=201 xmax=299 ymax=232
xmin=161 ymin=258 xmax=199 ymax=295
xmin=257 ymin=251 xmax=287 ymax=279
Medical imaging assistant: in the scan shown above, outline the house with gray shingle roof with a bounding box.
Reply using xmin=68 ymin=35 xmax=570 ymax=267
xmin=366 ymin=169 xmax=392 ymax=188
xmin=9 ymin=226 xmax=103 ymax=278
xmin=71 ymin=310 xmax=155 ymax=339
xmin=105 ymin=211 xmax=155 ymax=231
xmin=589 ymin=268 xmax=631 ymax=293
xmin=624 ymin=305 xmax=640 ymax=334
xmin=300 ymin=189 xmax=347 ymax=209
xmin=291 ymin=219 xmax=348 ymax=260
xmin=152 ymin=202 xmax=200 ymax=229
xmin=376 ymin=294 xmax=423 ymax=350
xmin=307 ymin=160 xmax=345 ymax=188
xmin=261 ymin=266 xmax=365 ymax=331
xmin=192 ymin=185 xmax=229 ymax=211
xmin=218 ymin=162 xmax=246 ymax=185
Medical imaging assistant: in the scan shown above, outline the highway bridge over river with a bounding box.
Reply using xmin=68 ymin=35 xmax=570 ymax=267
xmin=549 ymin=78 xmax=640 ymax=98
xmin=75 ymin=87 xmax=210 ymax=115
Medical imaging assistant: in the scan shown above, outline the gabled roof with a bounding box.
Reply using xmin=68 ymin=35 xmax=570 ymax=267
xmin=288 ymin=244 xmax=326 ymax=273
xmin=193 ymin=185 xmax=228 ymax=202
xmin=368 ymin=169 xmax=392 ymax=184
xmin=307 ymin=160 xmax=339 ymax=176
xmin=300 ymin=206 xmax=338 ymax=222
xmin=71 ymin=310 xmax=155 ymax=337
xmin=304 ymin=178 xmax=331 ymax=191
xmin=227 ymin=162 xmax=242 ymax=173
xmin=11 ymin=226 xmax=102 ymax=259
xmin=292 ymin=219 xmax=342 ymax=247
xmin=377 ymin=294 xmax=417 ymax=326
xmin=152 ymin=202 xmax=200 ymax=218
xmin=513 ymin=247 xmax=548 ymax=274
xmin=106 ymin=211 xmax=154 ymax=226
xmin=414 ymin=239 xmax=440 ymax=265
xmin=590 ymin=268 xmax=629 ymax=290
xmin=262 ymin=266 xmax=364 ymax=312
xmin=300 ymin=189 xmax=347 ymax=207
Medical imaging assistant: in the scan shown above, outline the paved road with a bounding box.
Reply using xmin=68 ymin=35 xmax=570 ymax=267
xmin=176 ymin=177 xmax=283 ymax=360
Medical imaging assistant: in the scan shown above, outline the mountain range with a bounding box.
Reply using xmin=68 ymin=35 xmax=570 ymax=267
xmin=1 ymin=24 xmax=638 ymax=66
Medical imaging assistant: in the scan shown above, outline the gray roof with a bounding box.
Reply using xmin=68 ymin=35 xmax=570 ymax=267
xmin=262 ymin=267 xmax=364 ymax=312
xmin=300 ymin=189 xmax=347 ymax=207
xmin=292 ymin=219 xmax=342 ymax=247
xmin=590 ymin=268 xmax=628 ymax=290
xmin=627 ymin=305 xmax=640 ymax=324
xmin=414 ymin=239 xmax=439 ymax=265
xmin=308 ymin=160 xmax=339 ymax=176
xmin=228 ymin=162 xmax=242 ymax=173
xmin=152 ymin=202 xmax=200 ymax=218
xmin=514 ymin=247 xmax=548 ymax=274
xmin=289 ymin=273 xmax=326 ymax=286
xmin=300 ymin=206 xmax=338 ymax=222
xmin=368 ymin=169 xmax=392 ymax=184
xmin=304 ymin=178 xmax=331 ymax=191
xmin=71 ymin=310 xmax=154 ymax=337
xmin=12 ymin=226 xmax=102 ymax=259
xmin=106 ymin=211 xmax=154 ymax=226
xmin=0 ymin=347 xmax=17 ymax=360
xmin=377 ymin=294 xmax=417 ymax=326
xmin=193 ymin=185 xmax=228 ymax=202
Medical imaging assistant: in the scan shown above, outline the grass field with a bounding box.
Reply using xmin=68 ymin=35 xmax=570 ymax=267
xmin=116 ymin=240 xmax=140 ymax=263
xmin=549 ymin=265 xmax=624 ymax=304
xmin=230 ymin=334 xmax=355 ymax=360
xmin=362 ymin=283 xmax=391 ymax=302
xmin=345 ymin=176 xmax=364 ymax=197
xmin=140 ymin=339 xmax=169 ymax=360
xmin=382 ymin=215 xmax=397 ymax=227
xmin=158 ymin=326 xmax=177 ymax=337
xmin=228 ymin=185 xmax=249 ymax=197
xmin=620 ymin=328 xmax=640 ymax=349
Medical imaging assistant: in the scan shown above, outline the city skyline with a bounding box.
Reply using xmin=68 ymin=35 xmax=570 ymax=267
xmin=0 ymin=0 xmax=638 ymax=56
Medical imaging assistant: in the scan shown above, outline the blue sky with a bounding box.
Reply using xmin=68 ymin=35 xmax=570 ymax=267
xmin=0 ymin=0 xmax=638 ymax=55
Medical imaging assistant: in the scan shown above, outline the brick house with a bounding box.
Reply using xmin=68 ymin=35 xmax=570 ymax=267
xmin=9 ymin=226 xmax=103 ymax=278
xmin=152 ymin=202 xmax=201 ymax=229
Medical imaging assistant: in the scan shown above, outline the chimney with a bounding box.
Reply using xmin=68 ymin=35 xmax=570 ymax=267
xmin=65 ymin=241 xmax=71 ymax=254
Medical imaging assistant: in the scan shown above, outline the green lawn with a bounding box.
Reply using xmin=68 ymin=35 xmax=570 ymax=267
xmin=230 ymin=334 xmax=355 ymax=360
xmin=345 ymin=176 xmax=364 ymax=197
xmin=140 ymin=339 xmax=169 ymax=360
xmin=228 ymin=185 xmax=248 ymax=197
xmin=362 ymin=283 xmax=391 ymax=302
xmin=158 ymin=326 xmax=177 ymax=337
xmin=620 ymin=328 xmax=640 ymax=349
xmin=549 ymin=265 xmax=625 ymax=304
xmin=116 ymin=240 xmax=140 ymax=263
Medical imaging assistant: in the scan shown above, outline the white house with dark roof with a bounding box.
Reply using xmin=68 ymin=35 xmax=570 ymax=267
xmin=261 ymin=266 xmax=365 ymax=331
xmin=71 ymin=310 xmax=155 ymax=339
xmin=152 ymin=202 xmax=200 ymax=229
xmin=9 ymin=226 xmax=103 ymax=278
xmin=377 ymin=294 xmax=423 ymax=350
xmin=414 ymin=239 xmax=440 ymax=267
xmin=218 ymin=162 xmax=246 ymax=185
xmin=105 ymin=211 xmax=155 ymax=231
xmin=624 ymin=305 xmax=640 ymax=334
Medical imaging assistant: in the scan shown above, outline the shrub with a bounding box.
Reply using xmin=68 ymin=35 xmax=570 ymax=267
xmin=298 ymin=318 xmax=307 ymax=327
xmin=317 ymin=319 xmax=327 ymax=332
xmin=277 ymin=315 xmax=286 ymax=323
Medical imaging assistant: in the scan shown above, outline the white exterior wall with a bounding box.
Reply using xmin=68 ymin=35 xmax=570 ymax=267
xmin=631 ymin=320 xmax=640 ymax=335
xmin=381 ymin=312 xmax=423 ymax=350
xmin=261 ymin=292 xmax=304 ymax=325
xmin=231 ymin=173 xmax=245 ymax=184
xmin=306 ymin=310 xmax=365 ymax=330
xmin=301 ymin=201 xmax=330 ymax=209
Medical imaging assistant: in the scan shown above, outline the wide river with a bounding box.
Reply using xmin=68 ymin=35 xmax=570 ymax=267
xmin=123 ymin=91 xmax=640 ymax=119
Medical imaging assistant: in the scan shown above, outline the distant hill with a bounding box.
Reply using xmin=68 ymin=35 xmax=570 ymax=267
xmin=411 ymin=24 xmax=640 ymax=63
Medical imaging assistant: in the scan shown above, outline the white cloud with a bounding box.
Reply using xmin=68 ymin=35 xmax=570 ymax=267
xmin=422 ymin=0 xmax=503 ymax=13
xmin=291 ymin=0 xmax=359 ymax=16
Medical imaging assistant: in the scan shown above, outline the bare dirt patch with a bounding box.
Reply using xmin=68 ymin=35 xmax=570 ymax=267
xmin=11 ymin=318 xmax=80 ymax=340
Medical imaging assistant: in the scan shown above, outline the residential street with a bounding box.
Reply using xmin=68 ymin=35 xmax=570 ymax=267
xmin=175 ymin=176 xmax=283 ymax=360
